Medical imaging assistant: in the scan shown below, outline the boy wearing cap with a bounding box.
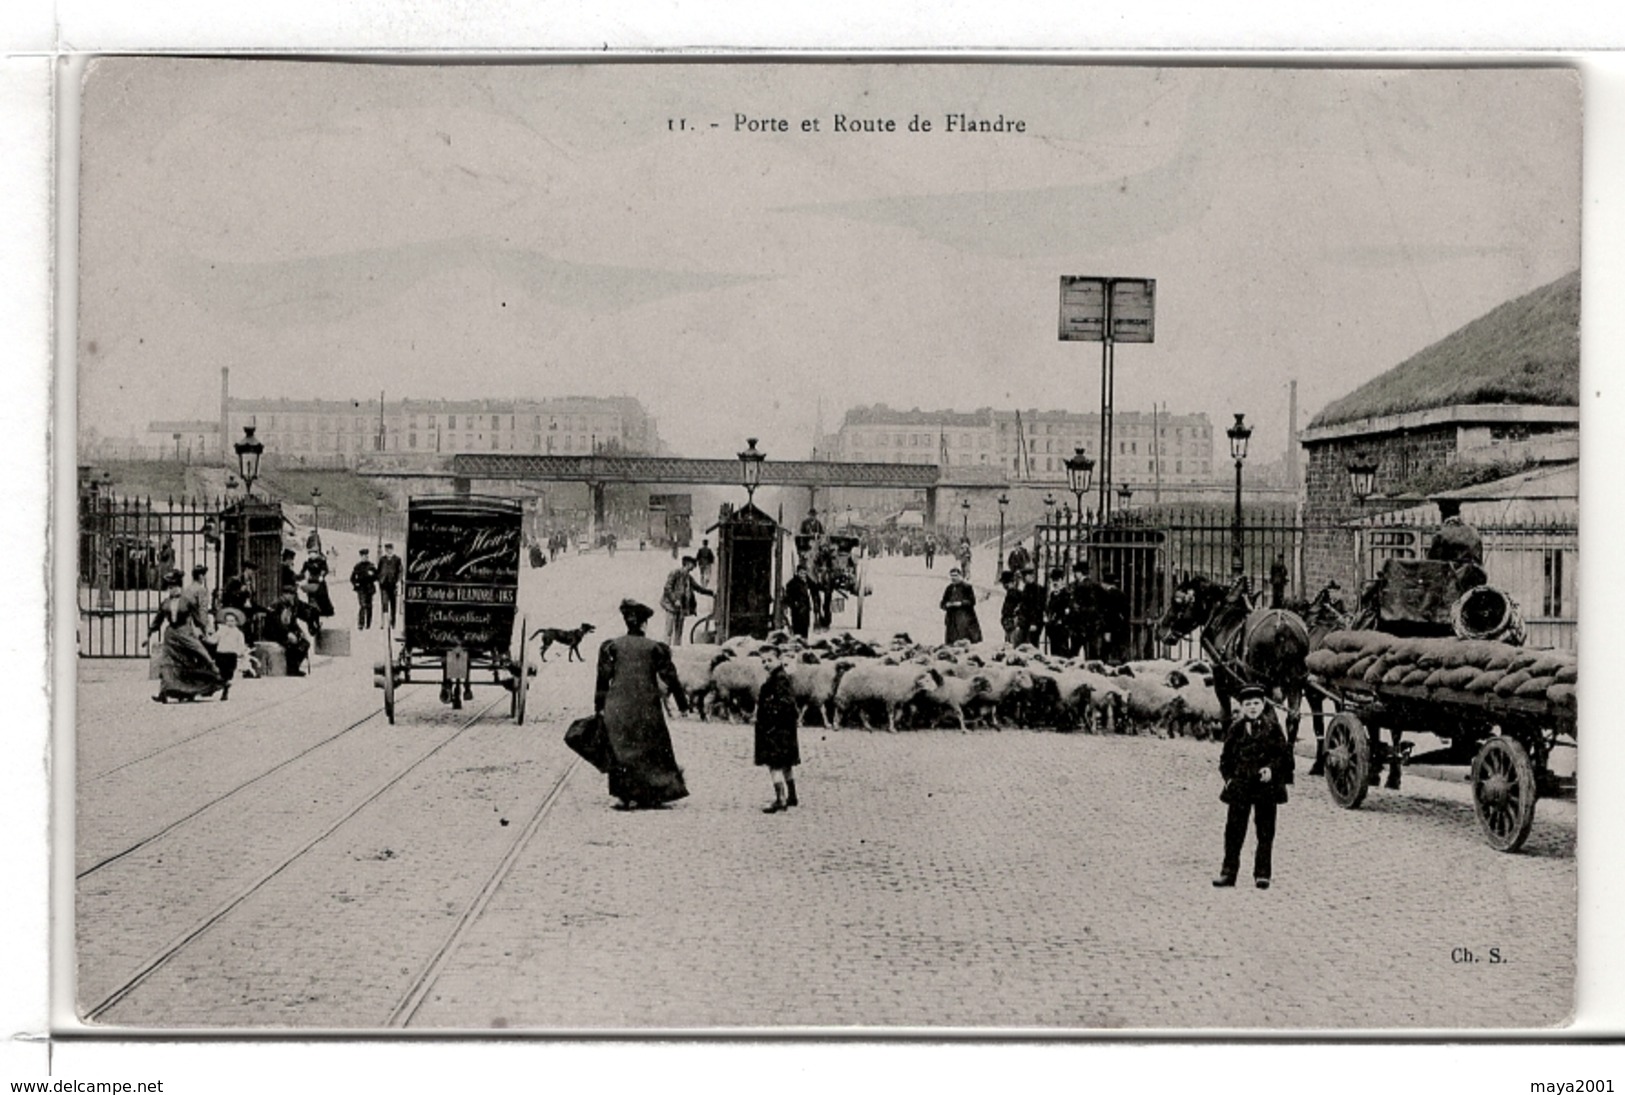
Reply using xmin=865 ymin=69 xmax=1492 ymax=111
xmin=210 ymin=608 xmax=250 ymax=701
xmin=1215 ymin=684 xmax=1294 ymax=890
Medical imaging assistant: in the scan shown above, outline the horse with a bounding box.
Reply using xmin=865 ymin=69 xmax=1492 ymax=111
xmin=1157 ymin=575 xmax=1311 ymax=748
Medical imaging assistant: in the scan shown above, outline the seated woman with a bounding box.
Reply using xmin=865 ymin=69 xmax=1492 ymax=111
xmin=144 ymin=569 xmax=224 ymax=703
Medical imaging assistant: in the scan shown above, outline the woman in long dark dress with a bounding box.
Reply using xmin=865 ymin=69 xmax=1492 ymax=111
xmin=940 ymin=566 xmax=984 ymax=645
xmin=144 ymin=569 xmax=223 ymax=702
xmin=595 ymin=599 xmax=690 ymax=810
xmin=754 ymin=649 xmax=801 ymax=813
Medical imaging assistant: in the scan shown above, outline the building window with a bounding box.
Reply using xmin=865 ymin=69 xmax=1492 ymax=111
xmin=449 ymin=415 xmax=457 ymax=429
xmin=408 ymin=433 xmax=417 ymax=449
xmin=1543 ymin=550 xmax=1566 ymax=616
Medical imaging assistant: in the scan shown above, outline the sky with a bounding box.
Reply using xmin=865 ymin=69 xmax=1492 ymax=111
xmin=75 ymin=61 xmax=1581 ymax=466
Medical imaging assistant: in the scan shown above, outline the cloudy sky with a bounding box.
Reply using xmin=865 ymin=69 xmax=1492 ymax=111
xmin=76 ymin=61 xmax=1580 ymax=465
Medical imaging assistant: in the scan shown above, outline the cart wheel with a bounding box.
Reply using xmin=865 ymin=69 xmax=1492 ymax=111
xmin=512 ymin=616 xmax=528 ymax=725
xmin=1471 ymin=735 xmax=1537 ymax=853
xmin=383 ymin=636 xmax=397 ymax=725
xmin=1322 ymin=711 xmax=1371 ymax=809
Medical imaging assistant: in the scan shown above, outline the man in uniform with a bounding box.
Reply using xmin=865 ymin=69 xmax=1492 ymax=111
xmin=350 ymin=548 xmax=378 ymax=631
xmin=1043 ymin=565 xmax=1073 ymax=656
xmin=799 ymin=508 xmax=825 ymax=536
xmin=1021 ymin=565 xmax=1047 ymax=649
xmin=1065 ymin=561 xmax=1101 ymax=660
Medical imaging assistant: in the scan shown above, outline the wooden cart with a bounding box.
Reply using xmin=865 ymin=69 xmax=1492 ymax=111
xmin=1309 ymin=672 xmax=1575 ymax=853
xmin=374 ymin=495 xmax=532 ymax=724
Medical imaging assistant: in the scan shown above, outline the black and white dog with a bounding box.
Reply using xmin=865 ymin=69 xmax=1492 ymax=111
xmin=530 ymin=623 xmax=597 ymax=662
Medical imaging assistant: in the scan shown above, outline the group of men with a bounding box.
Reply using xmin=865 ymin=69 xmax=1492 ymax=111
xmin=997 ymin=540 xmax=1130 ymax=660
xmin=345 ymin=543 xmax=403 ymax=631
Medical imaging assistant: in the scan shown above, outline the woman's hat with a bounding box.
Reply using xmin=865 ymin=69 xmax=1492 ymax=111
xmin=218 ymin=607 xmax=246 ymax=627
xmin=1237 ymin=684 xmax=1267 ymax=701
xmin=618 ymin=598 xmax=654 ymax=623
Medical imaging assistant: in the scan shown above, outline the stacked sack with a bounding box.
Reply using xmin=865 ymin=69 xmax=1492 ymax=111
xmin=1306 ymin=630 xmax=1576 ymax=711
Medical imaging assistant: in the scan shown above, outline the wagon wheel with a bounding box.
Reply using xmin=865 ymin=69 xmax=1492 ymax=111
xmin=1322 ymin=711 xmax=1371 ymax=809
xmin=383 ymin=632 xmax=397 ymax=725
xmin=1471 ymin=735 xmax=1537 ymax=853
xmin=512 ymin=616 xmax=529 ymax=725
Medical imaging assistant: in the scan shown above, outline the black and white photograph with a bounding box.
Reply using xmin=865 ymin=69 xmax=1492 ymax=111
xmin=65 ymin=59 xmax=1584 ymax=1035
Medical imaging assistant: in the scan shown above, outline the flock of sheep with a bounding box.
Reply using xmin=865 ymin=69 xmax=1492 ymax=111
xmin=665 ymin=630 xmax=1227 ymax=738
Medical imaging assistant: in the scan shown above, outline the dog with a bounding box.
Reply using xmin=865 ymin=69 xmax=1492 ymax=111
xmin=530 ymin=623 xmax=596 ymax=662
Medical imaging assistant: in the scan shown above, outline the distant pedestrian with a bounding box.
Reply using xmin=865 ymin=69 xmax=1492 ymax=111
xmin=940 ymin=567 xmax=984 ymax=645
xmin=279 ymin=548 xmax=300 ymax=598
xmin=754 ymin=648 xmax=802 ymax=813
xmin=350 ymin=549 xmax=378 ymax=630
xmin=661 ymin=555 xmax=713 ymax=646
xmin=1269 ymin=553 xmax=1290 ymax=609
xmin=1021 ymin=566 xmax=1047 ymax=649
xmin=957 ymin=537 xmax=973 ymax=575
xmin=1007 ymin=540 xmax=1031 ymax=576
xmin=595 ymin=599 xmax=690 ymax=810
xmin=186 ymin=564 xmax=213 ymax=621
xmin=999 ymin=570 xmax=1023 ymax=645
xmin=1214 ymin=684 xmax=1294 ymax=891
xmin=923 ymin=535 xmax=937 ymax=569
xmin=300 ymin=548 xmax=335 ymax=621
xmin=695 ymin=538 xmax=716 ymax=587
xmin=377 ymin=543 xmax=402 ymax=629
xmin=783 ymin=564 xmax=816 ymax=639
xmin=799 ymin=508 xmax=825 ymax=536
xmin=1043 ymin=565 xmax=1071 ymax=655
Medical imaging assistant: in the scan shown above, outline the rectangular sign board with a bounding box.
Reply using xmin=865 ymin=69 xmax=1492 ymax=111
xmin=1057 ymin=276 xmax=1106 ymax=341
xmin=1058 ymin=276 xmax=1156 ymax=343
xmin=1109 ymin=278 xmax=1156 ymax=343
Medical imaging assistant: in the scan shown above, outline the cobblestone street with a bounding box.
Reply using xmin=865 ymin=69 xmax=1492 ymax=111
xmin=75 ymin=548 xmax=1576 ymax=1032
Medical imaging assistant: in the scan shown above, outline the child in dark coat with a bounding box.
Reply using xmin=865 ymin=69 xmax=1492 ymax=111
xmin=755 ymin=650 xmax=802 ymax=813
xmin=1214 ymin=684 xmax=1294 ymax=889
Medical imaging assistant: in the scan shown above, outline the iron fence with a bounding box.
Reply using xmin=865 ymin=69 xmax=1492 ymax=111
xmin=78 ymin=492 xmax=293 ymax=658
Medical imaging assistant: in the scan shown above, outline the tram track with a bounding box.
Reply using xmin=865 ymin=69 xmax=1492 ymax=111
xmin=86 ymin=671 xmax=334 ymax=783
xmin=76 ymin=685 xmax=427 ymax=879
xmin=386 ymin=754 xmax=581 ymax=1028
xmin=82 ymin=692 xmax=512 ymax=1023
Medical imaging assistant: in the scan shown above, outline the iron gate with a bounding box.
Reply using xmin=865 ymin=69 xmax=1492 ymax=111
xmin=78 ymin=492 xmax=285 ymax=658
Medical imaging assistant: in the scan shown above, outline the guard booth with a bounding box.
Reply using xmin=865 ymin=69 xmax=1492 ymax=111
xmin=1087 ymin=524 xmax=1166 ymax=661
xmin=221 ymin=498 xmax=288 ymax=591
xmin=709 ymin=501 xmax=785 ymax=642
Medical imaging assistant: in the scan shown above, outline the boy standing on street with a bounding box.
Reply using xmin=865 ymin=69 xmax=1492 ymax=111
xmin=1214 ymin=684 xmax=1294 ymax=890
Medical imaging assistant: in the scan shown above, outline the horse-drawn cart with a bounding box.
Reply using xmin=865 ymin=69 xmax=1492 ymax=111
xmin=374 ymin=495 xmax=533 ymax=724
xmin=1307 ymin=632 xmax=1576 ymax=853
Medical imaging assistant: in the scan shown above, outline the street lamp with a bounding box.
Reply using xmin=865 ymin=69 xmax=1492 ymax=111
xmin=1064 ymin=447 xmax=1095 ymax=523
xmin=845 ymin=503 xmax=853 ymax=531
xmin=233 ymin=425 xmax=264 ymax=497
xmin=310 ymin=487 xmax=323 ymax=551
xmin=1347 ymin=453 xmax=1379 ymax=507
xmin=1226 ymin=412 xmax=1253 ymax=576
xmin=960 ymin=496 xmax=971 ymax=541
xmin=996 ymin=491 xmax=1009 ymax=581
xmin=1117 ymin=482 xmax=1134 ymax=511
xmin=738 ymin=437 xmax=765 ymax=506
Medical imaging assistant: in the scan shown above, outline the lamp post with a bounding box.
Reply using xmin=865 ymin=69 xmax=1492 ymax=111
xmin=233 ymin=425 xmax=264 ymax=498
xmin=960 ymin=497 xmax=970 ymax=542
xmin=996 ymin=491 xmax=1009 ymax=582
xmin=1347 ymin=454 xmax=1378 ymax=508
xmin=845 ymin=503 xmax=853 ymax=531
xmin=1226 ymin=412 xmax=1253 ymax=577
xmin=1064 ymin=446 xmax=1095 ymax=570
xmin=1117 ymin=482 xmax=1134 ymax=511
xmin=738 ymin=437 xmax=765 ymax=506
xmin=87 ymin=470 xmax=114 ymax=610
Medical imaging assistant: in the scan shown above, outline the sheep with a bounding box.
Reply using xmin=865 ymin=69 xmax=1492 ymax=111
xmin=665 ymin=643 xmax=723 ymax=721
xmin=1019 ymin=666 xmax=1065 ymax=728
xmin=786 ymin=654 xmax=854 ymax=727
xmin=970 ymin=664 xmax=1035 ymax=729
xmin=833 ymin=661 xmax=941 ymax=732
xmin=711 ymin=652 xmax=769 ymax=721
xmin=1171 ymin=676 xmax=1224 ymax=739
xmin=1118 ymin=672 xmax=1188 ymax=736
xmin=1072 ymin=670 xmax=1127 ymax=733
xmin=907 ymin=667 xmax=985 ymax=731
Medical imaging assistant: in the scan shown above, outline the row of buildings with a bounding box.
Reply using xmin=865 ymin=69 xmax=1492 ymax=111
xmin=89 ymin=378 xmax=664 ymax=467
xmin=821 ymin=405 xmax=1220 ymax=484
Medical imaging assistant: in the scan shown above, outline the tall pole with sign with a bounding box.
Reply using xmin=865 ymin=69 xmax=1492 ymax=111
xmin=1058 ymin=276 xmax=1155 ymax=525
